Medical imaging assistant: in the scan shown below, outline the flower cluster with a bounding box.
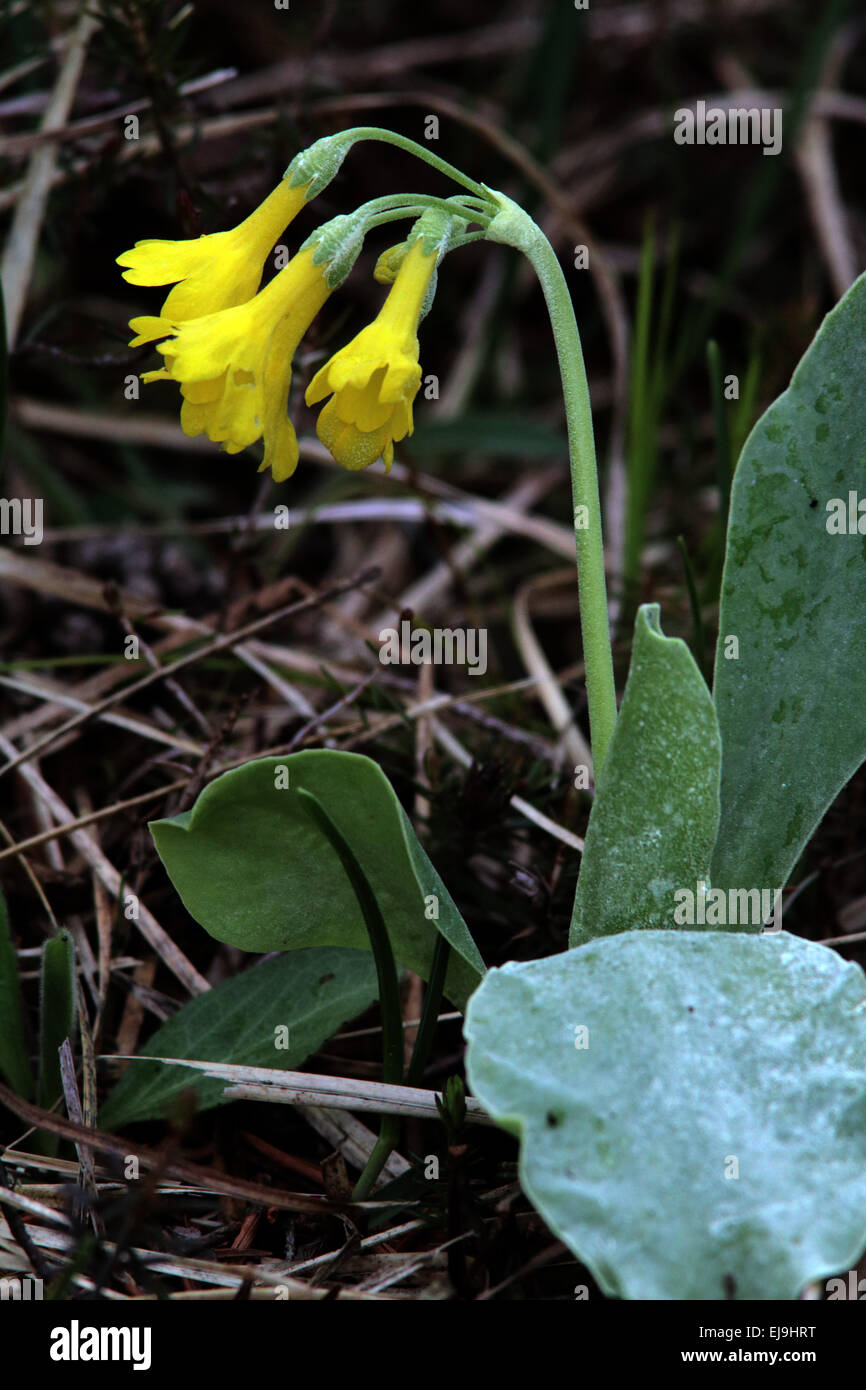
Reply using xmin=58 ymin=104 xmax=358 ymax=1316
xmin=117 ymin=143 xmax=468 ymax=482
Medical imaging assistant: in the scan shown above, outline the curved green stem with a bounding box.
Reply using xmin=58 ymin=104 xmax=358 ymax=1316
xmin=485 ymin=193 xmax=617 ymax=775
xmin=357 ymin=193 xmax=490 ymax=227
xmin=361 ymin=205 xmax=485 ymax=235
xmin=339 ymin=126 xmax=494 ymax=203
xmin=448 ymin=230 xmax=488 ymax=250
xmin=361 ymin=208 xmax=434 ymax=233
xmin=352 ymin=1117 xmax=400 ymax=1202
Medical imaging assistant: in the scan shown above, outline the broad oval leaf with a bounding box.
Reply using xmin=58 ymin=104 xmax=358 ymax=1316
xmin=712 ymin=272 xmax=866 ymax=893
xmin=150 ymin=750 xmax=484 ymax=1011
xmin=570 ymin=606 xmax=721 ymax=946
xmin=99 ymin=946 xmax=377 ymax=1129
xmin=465 ymin=930 xmax=866 ymax=1300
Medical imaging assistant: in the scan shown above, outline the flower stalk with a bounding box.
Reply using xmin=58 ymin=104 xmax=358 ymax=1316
xmin=287 ymin=126 xmax=493 ymax=204
xmin=485 ymin=193 xmax=618 ymax=776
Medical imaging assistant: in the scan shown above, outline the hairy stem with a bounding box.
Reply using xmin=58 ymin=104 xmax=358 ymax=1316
xmin=486 ymin=194 xmax=617 ymax=774
xmin=339 ymin=126 xmax=494 ymax=203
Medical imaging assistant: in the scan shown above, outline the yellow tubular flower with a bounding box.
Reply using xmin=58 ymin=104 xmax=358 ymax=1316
xmin=116 ymin=178 xmax=310 ymax=321
xmin=305 ymin=237 xmax=437 ymax=471
xmin=134 ymin=246 xmax=331 ymax=482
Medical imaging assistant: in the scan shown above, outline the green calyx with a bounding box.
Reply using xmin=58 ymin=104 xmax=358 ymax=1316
xmin=284 ymin=133 xmax=356 ymax=200
xmin=373 ymin=206 xmax=462 ymax=323
xmin=374 ymin=213 xmax=452 ymax=280
xmin=409 ymin=204 xmax=461 ymax=259
xmin=300 ymin=212 xmax=367 ymax=289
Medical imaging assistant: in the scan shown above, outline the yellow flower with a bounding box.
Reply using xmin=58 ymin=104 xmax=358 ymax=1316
xmin=116 ymin=178 xmax=310 ymax=321
xmin=305 ymin=237 xmax=437 ymax=470
xmin=133 ymin=246 xmax=331 ymax=482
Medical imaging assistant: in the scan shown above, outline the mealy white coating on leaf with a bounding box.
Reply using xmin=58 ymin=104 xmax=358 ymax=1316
xmin=465 ymin=930 xmax=866 ymax=1300
xmin=569 ymin=605 xmax=722 ymax=945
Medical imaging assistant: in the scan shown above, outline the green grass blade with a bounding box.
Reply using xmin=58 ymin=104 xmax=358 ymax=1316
xmin=0 ymin=888 xmax=33 ymax=1097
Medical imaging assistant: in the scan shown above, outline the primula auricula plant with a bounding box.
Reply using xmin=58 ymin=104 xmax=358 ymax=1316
xmin=111 ymin=127 xmax=866 ymax=1300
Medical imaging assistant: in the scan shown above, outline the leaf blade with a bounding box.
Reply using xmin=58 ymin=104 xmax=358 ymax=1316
xmin=712 ymin=272 xmax=866 ymax=892
xmin=570 ymin=605 xmax=721 ymax=944
xmin=99 ymin=946 xmax=378 ymax=1129
xmin=150 ymin=750 xmax=484 ymax=1010
xmin=466 ymin=930 xmax=866 ymax=1300
xmin=38 ymin=931 xmax=75 ymax=1112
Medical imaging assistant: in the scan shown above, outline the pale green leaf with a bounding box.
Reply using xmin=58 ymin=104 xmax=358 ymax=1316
xmin=466 ymin=930 xmax=866 ymax=1300
xmin=713 ymin=272 xmax=866 ymax=893
xmin=570 ymin=605 xmax=721 ymax=945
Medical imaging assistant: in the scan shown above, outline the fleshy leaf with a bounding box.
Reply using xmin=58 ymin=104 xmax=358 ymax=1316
xmin=570 ymin=605 xmax=721 ymax=945
xmin=99 ymin=947 xmax=377 ymax=1129
xmin=712 ymin=272 xmax=866 ymax=893
xmin=150 ymin=750 xmax=484 ymax=1010
xmin=465 ymin=930 xmax=866 ymax=1300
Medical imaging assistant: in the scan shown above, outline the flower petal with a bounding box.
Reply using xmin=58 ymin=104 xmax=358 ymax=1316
xmin=316 ymin=398 xmax=392 ymax=471
xmin=128 ymin=315 xmax=173 ymax=347
xmin=117 ymin=238 xmax=209 ymax=285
